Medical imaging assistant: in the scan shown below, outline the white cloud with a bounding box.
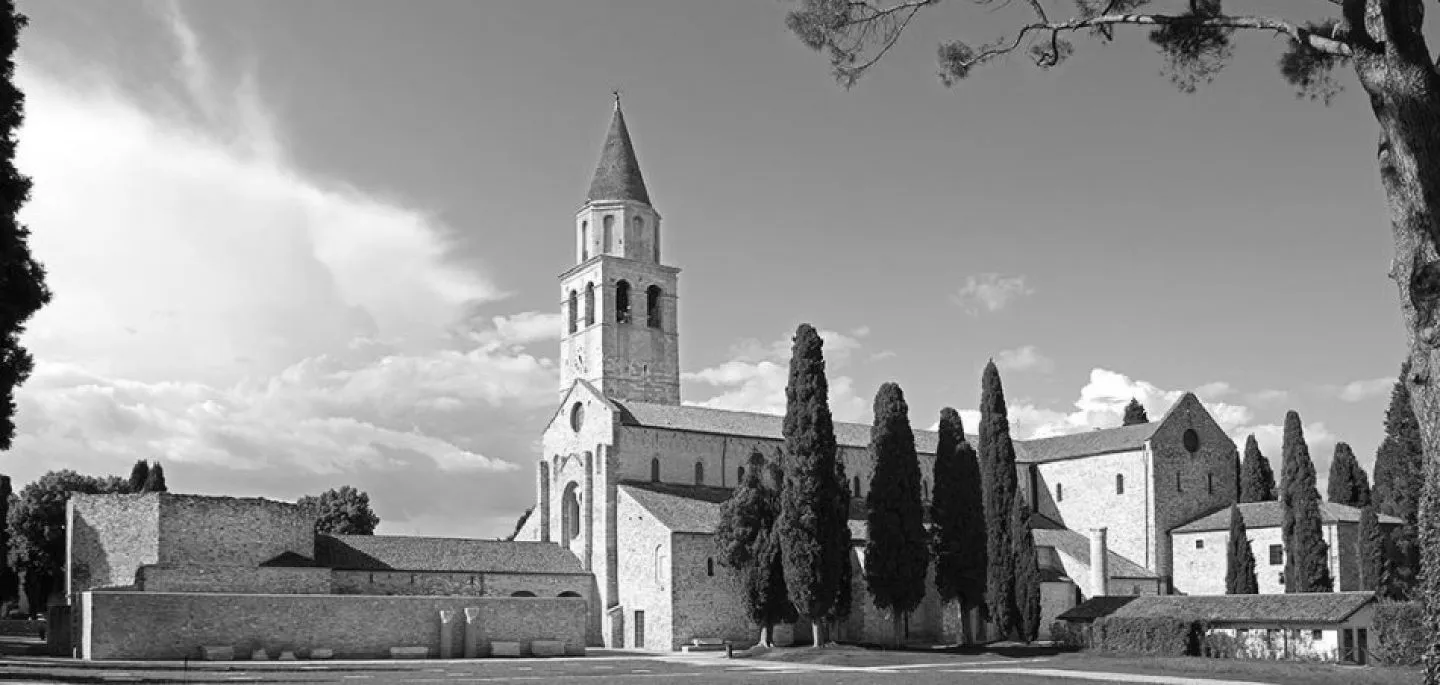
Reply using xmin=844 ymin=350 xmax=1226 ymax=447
xmin=951 ymin=273 xmax=1032 ymax=315
xmin=994 ymin=345 xmax=1054 ymax=374
xmin=1330 ymin=377 xmax=1396 ymax=403
xmin=683 ymin=327 xmax=869 ymax=423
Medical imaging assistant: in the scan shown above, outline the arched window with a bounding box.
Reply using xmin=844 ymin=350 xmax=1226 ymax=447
xmin=580 ymin=221 xmax=589 ymax=261
xmin=1176 ymin=471 xmax=1182 ymax=492
xmin=646 ymin=286 xmax=662 ymax=328
xmin=694 ymin=461 xmax=704 ymax=485
xmin=650 ymin=458 xmax=660 ymax=483
xmin=1207 ymin=473 xmax=1214 ymax=494
xmin=511 ymin=591 xmax=536 ymax=597
xmin=567 ymin=290 xmax=578 ymax=333
xmin=654 ymin=544 xmax=664 ymax=585
xmin=603 ymin=215 xmax=614 ymax=252
xmin=584 ymin=283 xmax=596 ymax=326
xmin=706 ymin=558 xmax=714 ymax=577
xmin=633 ymin=216 xmax=643 ymax=254
xmin=736 ymin=466 xmax=745 ymax=483
xmin=1056 ymin=483 xmax=1063 ymax=502
xmin=852 ymin=476 xmax=861 ymax=498
xmin=616 ymin=280 xmax=631 ymax=323
xmin=654 ymin=227 xmax=660 ymax=262
xmin=558 ymin=591 xmax=582 ymax=598
xmin=1116 ymin=474 xmax=1125 ymax=495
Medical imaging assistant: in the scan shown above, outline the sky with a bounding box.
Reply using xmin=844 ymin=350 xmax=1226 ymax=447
xmin=6 ymin=0 xmax=1411 ymax=538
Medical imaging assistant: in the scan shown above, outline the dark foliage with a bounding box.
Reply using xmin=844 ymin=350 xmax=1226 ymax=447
xmin=979 ymin=360 xmax=1019 ymax=640
xmin=829 ymin=453 xmax=852 ymax=626
xmin=127 ymin=461 xmax=149 ymax=494
xmin=864 ymin=383 xmax=929 ymax=643
xmin=931 ymin=407 xmax=987 ymax=638
xmin=1091 ymin=616 xmax=1206 ymax=657
xmin=1277 ymin=19 xmax=1349 ymax=104
xmin=9 ymin=470 xmax=125 ymax=608
xmin=1358 ymin=505 xmax=1387 ymax=593
xmin=1326 ymin=442 xmax=1371 ymax=507
xmin=1121 ymin=398 xmax=1149 ymax=426
xmin=1238 ymin=434 xmax=1276 ymax=503
xmin=0 ymin=2 xmax=51 ymax=452
xmin=1224 ymin=504 xmax=1258 ymax=594
xmin=1279 ymin=411 xmax=1332 ymax=593
xmin=1012 ymin=501 xmax=1041 ymax=643
xmin=1372 ymin=601 xmax=1426 ymax=666
xmin=503 ymin=507 xmax=533 ymax=542
xmin=142 ymin=462 xmax=167 ymax=493
xmin=1373 ymin=361 xmax=1421 ymax=599
xmin=0 ymin=474 xmax=10 ymax=601
xmin=1145 ymin=0 xmax=1233 ymax=94
xmin=716 ymin=449 xmax=795 ymax=638
xmin=298 ymin=485 xmax=379 ymax=535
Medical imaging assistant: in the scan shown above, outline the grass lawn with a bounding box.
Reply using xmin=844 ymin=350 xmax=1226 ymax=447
xmin=1045 ymin=652 xmax=1421 ymax=685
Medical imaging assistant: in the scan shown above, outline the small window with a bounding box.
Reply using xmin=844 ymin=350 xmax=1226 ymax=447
xmin=468 ymin=575 xmax=475 ymax=585
xmin=1195 ymin=539 xmax=1204 ymax=549
xmin=654 ymin=227 xmax=660 ymax=261
xmin=1270 ymin=544 xmax=1283 ymax=566
xmin=1116 ymin=474 xmax=1124 ymax=495
xmin=1131 ymin=585 xmax=1141 ymax=596
xmin=569 ymin=402 xmax=584 ymax=432
xmin=567 ymin=290 xmax=578 ymax=333
xmin=1207 ymin=473 xmax=1214 ymax=494
xmin=650 ymin=458 xmax=660 ymax=483
xmin=1056 ymin=483 xmax=1063 ymax=502
xmin=737 ymin=466 xmax=745 ymax=483
xmin=1176 ymin=471 xmax=1182 ymax=492
xmin=852 ymin=476 xmax=861 ymax=498
xmin=616 ymin=280 xmax=632 ymax=323
xmin=584 ymin=283 xmax=596 ymax=326
xmin=580 ymin=221 xmax=589 ymax=261
xmin=646 ymin=285 xmax=662 ymax=328
xmin=1312 ymin=630 xmax=1323 ymax=640
xmin=706 ymin=558 xmax=714 ymax=576
xmin=694 ymin=461 xmax=704 ymax=485
xmin=603 ymin=215 xmax=614 ymax=252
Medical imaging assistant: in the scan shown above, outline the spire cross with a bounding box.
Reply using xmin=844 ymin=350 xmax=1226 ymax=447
xmin=612 ymin=89 xmax=621 ymax=108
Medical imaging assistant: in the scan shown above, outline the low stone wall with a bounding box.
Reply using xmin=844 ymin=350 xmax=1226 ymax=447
xmin=139 ymin=565 xmax=332 ymax=594
xmin=81 ymin=591 xmax=588 ymax=661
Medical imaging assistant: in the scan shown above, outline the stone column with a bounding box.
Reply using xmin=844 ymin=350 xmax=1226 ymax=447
xmin=464 ymin=607 xmax=483 ymax=658
xmin=439 ymin=610 xmax=457 ymax=659
xmin=1089 ymin=527 xmax=1109 ymax=598
xmin=583 ymin=450 xmax=595 ymax=571
xmin=538 ymin=460 xmax=552 ymax=542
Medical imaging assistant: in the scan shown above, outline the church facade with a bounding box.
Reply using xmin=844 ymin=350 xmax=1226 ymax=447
xmin=513 ymin=100 xmax=1385 ymax=650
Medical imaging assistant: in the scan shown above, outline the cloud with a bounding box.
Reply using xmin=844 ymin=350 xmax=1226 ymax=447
xmin=994 ymin=345 xmax=1054 ymax=374
xmin=951 ymin=273 xmax=1033 ymax=315
xmin=1328 ymin=377 xmax=1396 ymax=403
xmin=682 ymin=327 xmax=869 ymax=422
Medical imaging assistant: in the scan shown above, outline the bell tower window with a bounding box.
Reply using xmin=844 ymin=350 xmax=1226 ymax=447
xmin=567 ymin=290 xmax=578 ymax=334
xmin=580 ymin=221 xmax=589 ymax=261
xmin=650 ymin=458 xmax=660 ymax=483
xmin=616 ymin=280 xmax=631 ymax=323
xmin=603 ymin=215 xmax=614 ymax=253
xmin=646 ymin=286 xmax=662 ymax=328
xmin=694 ymin=461 xmax=704 ymax=485
xmin=584 ymin=283 xmax=596 ymax=327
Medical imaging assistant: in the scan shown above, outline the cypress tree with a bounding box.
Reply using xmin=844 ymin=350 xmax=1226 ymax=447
xmin=979 ymin=360 xmax=1019 ymax=640
xmin=1239 ymin=435 xmax=1276 ymax=503
xmin=1279 ymin=411 xmax=1333 ymax=593
xmin=1012 ymin=501 xmax=1041 ymax=643
xmin=0 ymin=474 xmax=10 ymax=602
xmin=127 ymin=461 xmax=149 ymax=493
xmin=1326 ymin=442 xmax=1372 ymax=507
xmin=1224 ymin=504 xmax=1258 ymax=594
xmin=828 ymin=454 xmax=853 ymax=632
xmin=1121 ymin=398 xmax=1149 ymax=426
xmin=715 ymin=449 xmax=793 ymax=646
xmin=1358 ymin=504 xmax=1387 ymax=593
xmin=778 ymin=324 xmax=844 ymax=646
xmin=864 ymin=383 xmax=929 ymax=647
xmin=931 ymin=407 xmax=987 ymax=645
xmin=1373 ymin=361 xmax=1421 ymax=598
xmin=143 ymin=462 xmax=167 ymax=493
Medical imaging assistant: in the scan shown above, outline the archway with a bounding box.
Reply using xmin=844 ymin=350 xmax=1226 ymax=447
xmin=511 ymin=591 xmax=536 ymax=597
xmin=561 ymin=482 xmax=581 ymax=545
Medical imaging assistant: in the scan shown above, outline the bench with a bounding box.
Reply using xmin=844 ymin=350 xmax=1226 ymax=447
xmin=390 ymin=647 xmax=430 ymax=659
xmin=680 ymin=638 xmax=729 ymax=653
xmin=490 ymin=641 xmax=521 ymax=657
xmin=530 ymin=640 xmax=565 ymax=657
xmin=200 ymin=646 xmax=234 ymax=661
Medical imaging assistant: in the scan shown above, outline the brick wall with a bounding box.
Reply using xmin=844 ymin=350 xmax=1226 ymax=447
xmin=68 ymin=494 xmax=161 ymax=595
xmin=1034 ymin=450 xmax=1150 ymax=571
xmin=139 ymin=566 xmax=331 ymax=594
xmin=615 ymin=489 xmax=671 ymax=649
xmin=81 ymin=591 xmax=587 ymax=660
xmin=158 ymin=494 xmax=315 ymax=567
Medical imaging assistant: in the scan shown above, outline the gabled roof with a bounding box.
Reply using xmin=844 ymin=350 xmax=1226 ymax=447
xmin=315 ymin=534 xmax=584 ymax=574
xmin=1018 ymin=422 xmax=1160 ymax=463
xmin=621 ymin=480 xmax=865 ymax=535
xmin=1172 ymin=501 xmax=1404 ymax=534
xmin=587 ymin=99 xmax=651 ymax=205
xmin=1108 ymin=592 xmax=1377 ymax=625
xmin=1057 ymin=595 xmax=1140 ymax=622
xmin=1032 ymin=527 xmax=1157 ymax=579
xmin=547 ymin=379 xmax=617 ymax=432
xmin=259 ymin=551 xmax=317 ymax=568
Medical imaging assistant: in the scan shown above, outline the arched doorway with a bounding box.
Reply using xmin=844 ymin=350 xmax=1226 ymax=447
xmin=561 ymin=482 xmax=581 ymax=546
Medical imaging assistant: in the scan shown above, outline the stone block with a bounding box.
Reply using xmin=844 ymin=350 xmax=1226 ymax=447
xmin=391 ymin=646 xmax=430 ymax=659
xmin=309 ymin=648 xmax=334 ymax=660
xmin=531 ymin=640 xmax=565 ymax=657
xmin=490 ymin=641 xmax=521 ymax=657
xmin=692 ymin=637 xmax=725 ymax=646
xmin=200 ymin=646 xmax=234 ymax=661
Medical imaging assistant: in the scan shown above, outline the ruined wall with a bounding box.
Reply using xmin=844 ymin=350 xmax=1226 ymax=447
xmin=1034 ymin=450 xmax=1150 ymax=571
xmin=158 ymin=495 xmax=315 ymax=567
xmin=615 ymin=489 xmax=671 ymax=649
xmin=81 ymin=592 xmax=587 ymax=660
xmin=67 ymin=494 xmax=161 ymax=595
xmin=139 ymin=565 xmax=332 ymax=594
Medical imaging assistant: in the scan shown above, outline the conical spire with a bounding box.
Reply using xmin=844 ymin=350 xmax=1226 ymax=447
xmin=587 ymin=94 xmax=652 ymax=206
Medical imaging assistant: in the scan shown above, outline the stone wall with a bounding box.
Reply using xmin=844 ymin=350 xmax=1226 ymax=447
xmin=1172 ymin=525 xmax=1290 ymax=595
xmin=139 ymin=565 xmax=331 ymax=594
xmin=1034 ymin=450 xmax=1150 ymax=571
xmin=615 ymin=489 xmax=671 ymax=649
xmin=328 ymin=570 xmax=591 ymax=601
xmin=67 ymin=494 xmax=162 ymax=595
xmin=668 ymin=532 xmax=754 ymax=647
xmin=1039 ymin=581 xmax=1077 ymax=640
xmin=1147 ymin=394 xmax=1239 ymax=586
xmin=158 ymin=494 xmax=315 ymax=567
xmin=81 ymin=592 xmax=588 ymax=660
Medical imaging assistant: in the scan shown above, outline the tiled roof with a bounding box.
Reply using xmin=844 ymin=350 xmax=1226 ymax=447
xmin=1172 ymin=501 xmax=1405 ymax=534
xmin=1057 ymin=595 xmax=1140 ymax=622
xmin=259 ymin=551 xmax=317 ymax=568
xmin=1018 ymin=422 xmax=1159 ymax=463
xmin=314 ymin=534 xmax=584 ymax=574
xmin=621 ymin=480 xmax=865 ymax=535
xmin=1109 ymin=592 xmax=1377 ymax=625
xmin=587 ymin=101 xmax=651 ymax=205
xmin=1033 ymin=527 xmax=1157 ymax=579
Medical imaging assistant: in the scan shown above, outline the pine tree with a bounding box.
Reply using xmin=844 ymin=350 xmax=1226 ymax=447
xmin=1279 ymin=411 xmax=1333 ymax=593
xmin=1239 ymin=435 xmax=1276 ymax=503
xmin=142 ymin=462 xmax=167 ymax=493
xmin=1121 ymin=398 xmax=1149 ymax=426
xmin=931 ymin=407 xmax=987 ymax=645
xmin=979 ymin=360 xmax=1020 ymax=640
xmin=1012 ymin=501 xmax=1041 ymax=643
xmin=864 ymin=383 xmax=929 ymax=647
xmin=1373 ymin=360 xmax=1421 ymax=598
xmin=715 ymin=449 xmax=793 ymax=646
xmin=1358 ymin=504 xmax=1387 ymax=593
xmin=1327 ymin=442 xmax=1372 ymax=507
xmin=127 ymin=461 xmax=149 ymax=493
xmin=778 ymin=323 xmax=844 ymax=646
xmin=1225 ymin=504 xmax=1258 ymax=594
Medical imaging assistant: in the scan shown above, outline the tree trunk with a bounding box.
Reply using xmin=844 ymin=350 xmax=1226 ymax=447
xmin=758 ymin=624 xmax=771 ymax=648
xmin=810 ymin=620 xmax=827 ymax=648
xmin=891 ymin=611 xmax=904 ymax=648
xmin=960 ymin=604 xmax=974 ymax=646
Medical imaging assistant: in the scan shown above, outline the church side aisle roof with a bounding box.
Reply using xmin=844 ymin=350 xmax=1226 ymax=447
xmin=621 ymin=480 xmax=865 ymax=535
xmin=315 ymin=534 xmax=586 ymax=574
xmin=1172 ymin=501 xmax=1404 ymax=534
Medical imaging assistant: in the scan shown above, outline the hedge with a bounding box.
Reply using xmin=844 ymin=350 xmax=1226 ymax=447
xmin=1372 ymin=600 xmax=1426 ymax=666
xmin=1090 ymin=616 xmax=1206 ymax=657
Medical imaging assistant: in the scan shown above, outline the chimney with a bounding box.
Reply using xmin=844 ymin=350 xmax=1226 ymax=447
xmin=1089 ymin=527 xmax=1109 ymax=598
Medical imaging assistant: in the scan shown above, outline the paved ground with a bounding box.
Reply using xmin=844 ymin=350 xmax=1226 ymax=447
xmin=0 ymin=653 xmax=1284 ymax=685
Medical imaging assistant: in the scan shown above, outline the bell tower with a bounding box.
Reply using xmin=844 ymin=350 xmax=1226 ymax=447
xmin=558 ymin=95 xmax=680 ymax=405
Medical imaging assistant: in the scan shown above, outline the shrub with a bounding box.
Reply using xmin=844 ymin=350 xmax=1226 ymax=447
xmin=1049 ymin=621 xmax=1088 ymax=649
xmin=1371 ymin=600 xmax=1426 ymax=666
xmin=1091 ymin=616 xmax=1206 ymax=657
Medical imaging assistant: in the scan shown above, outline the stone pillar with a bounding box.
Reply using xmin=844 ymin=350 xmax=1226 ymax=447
xmin=538 ymin=460 xmax=551 ymax=542
xmin=439 ymin=610 xmax=457 ymax=659
xmin=582 ymin=450 xmax=595 ymax=571
xmin=464 ymin=607 xmax=482 ymax=658
xmin=1089 ymin=527 xmax=1109 ymax=598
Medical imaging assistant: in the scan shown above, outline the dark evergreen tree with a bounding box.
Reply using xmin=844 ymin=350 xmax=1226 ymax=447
xmin=778 ymin=324 xmax=844 ymax=646
xmin=864 ymin=383 xmax=929 ymax=647
xmin=1327 ymin=442 xmax=1372 ymax=507
xmin=298 ymin=485 xmax=379 ymax=535
xmin=1225 ymin=504 xmax=1258 ymax=594
xmin=1358 ymin=504 xmax=1387 ymax=593
xmin=1373 ymin=361 xmax=1421 ymax=599
xmin=1239 ymin=435 xmax=1276 ymax=503
xmin=126 ymin=461 xmax=149 ymax=494
xmin=1012 ymin=501 xmax=1041 ymax=643
xmin=0 ymin=2 xmax=51 ymax=452
xmin=931 ymin=407 xmax=987 ymax=645
xmin=1279 ymin=411 xmax=1333 ymax=593
xmin=1121 ymin=398 xmax=1149 ymax=426
xmin=828 ymin=454 xmax=852 ymax=632
xmin=716 ymin=449 xmax=793 ymax=646
xmin=142 ymin=462 xmax=167 ymax=493
xmin=503 ymin=507 xmax=533 ymax=542
xmin=979 ymin=360 xmax=1019 ymax=640
xmin=0 ymin=474 xmax=11 ymax=602
xmin=8 ymin=471 xmax=124 ymax=610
